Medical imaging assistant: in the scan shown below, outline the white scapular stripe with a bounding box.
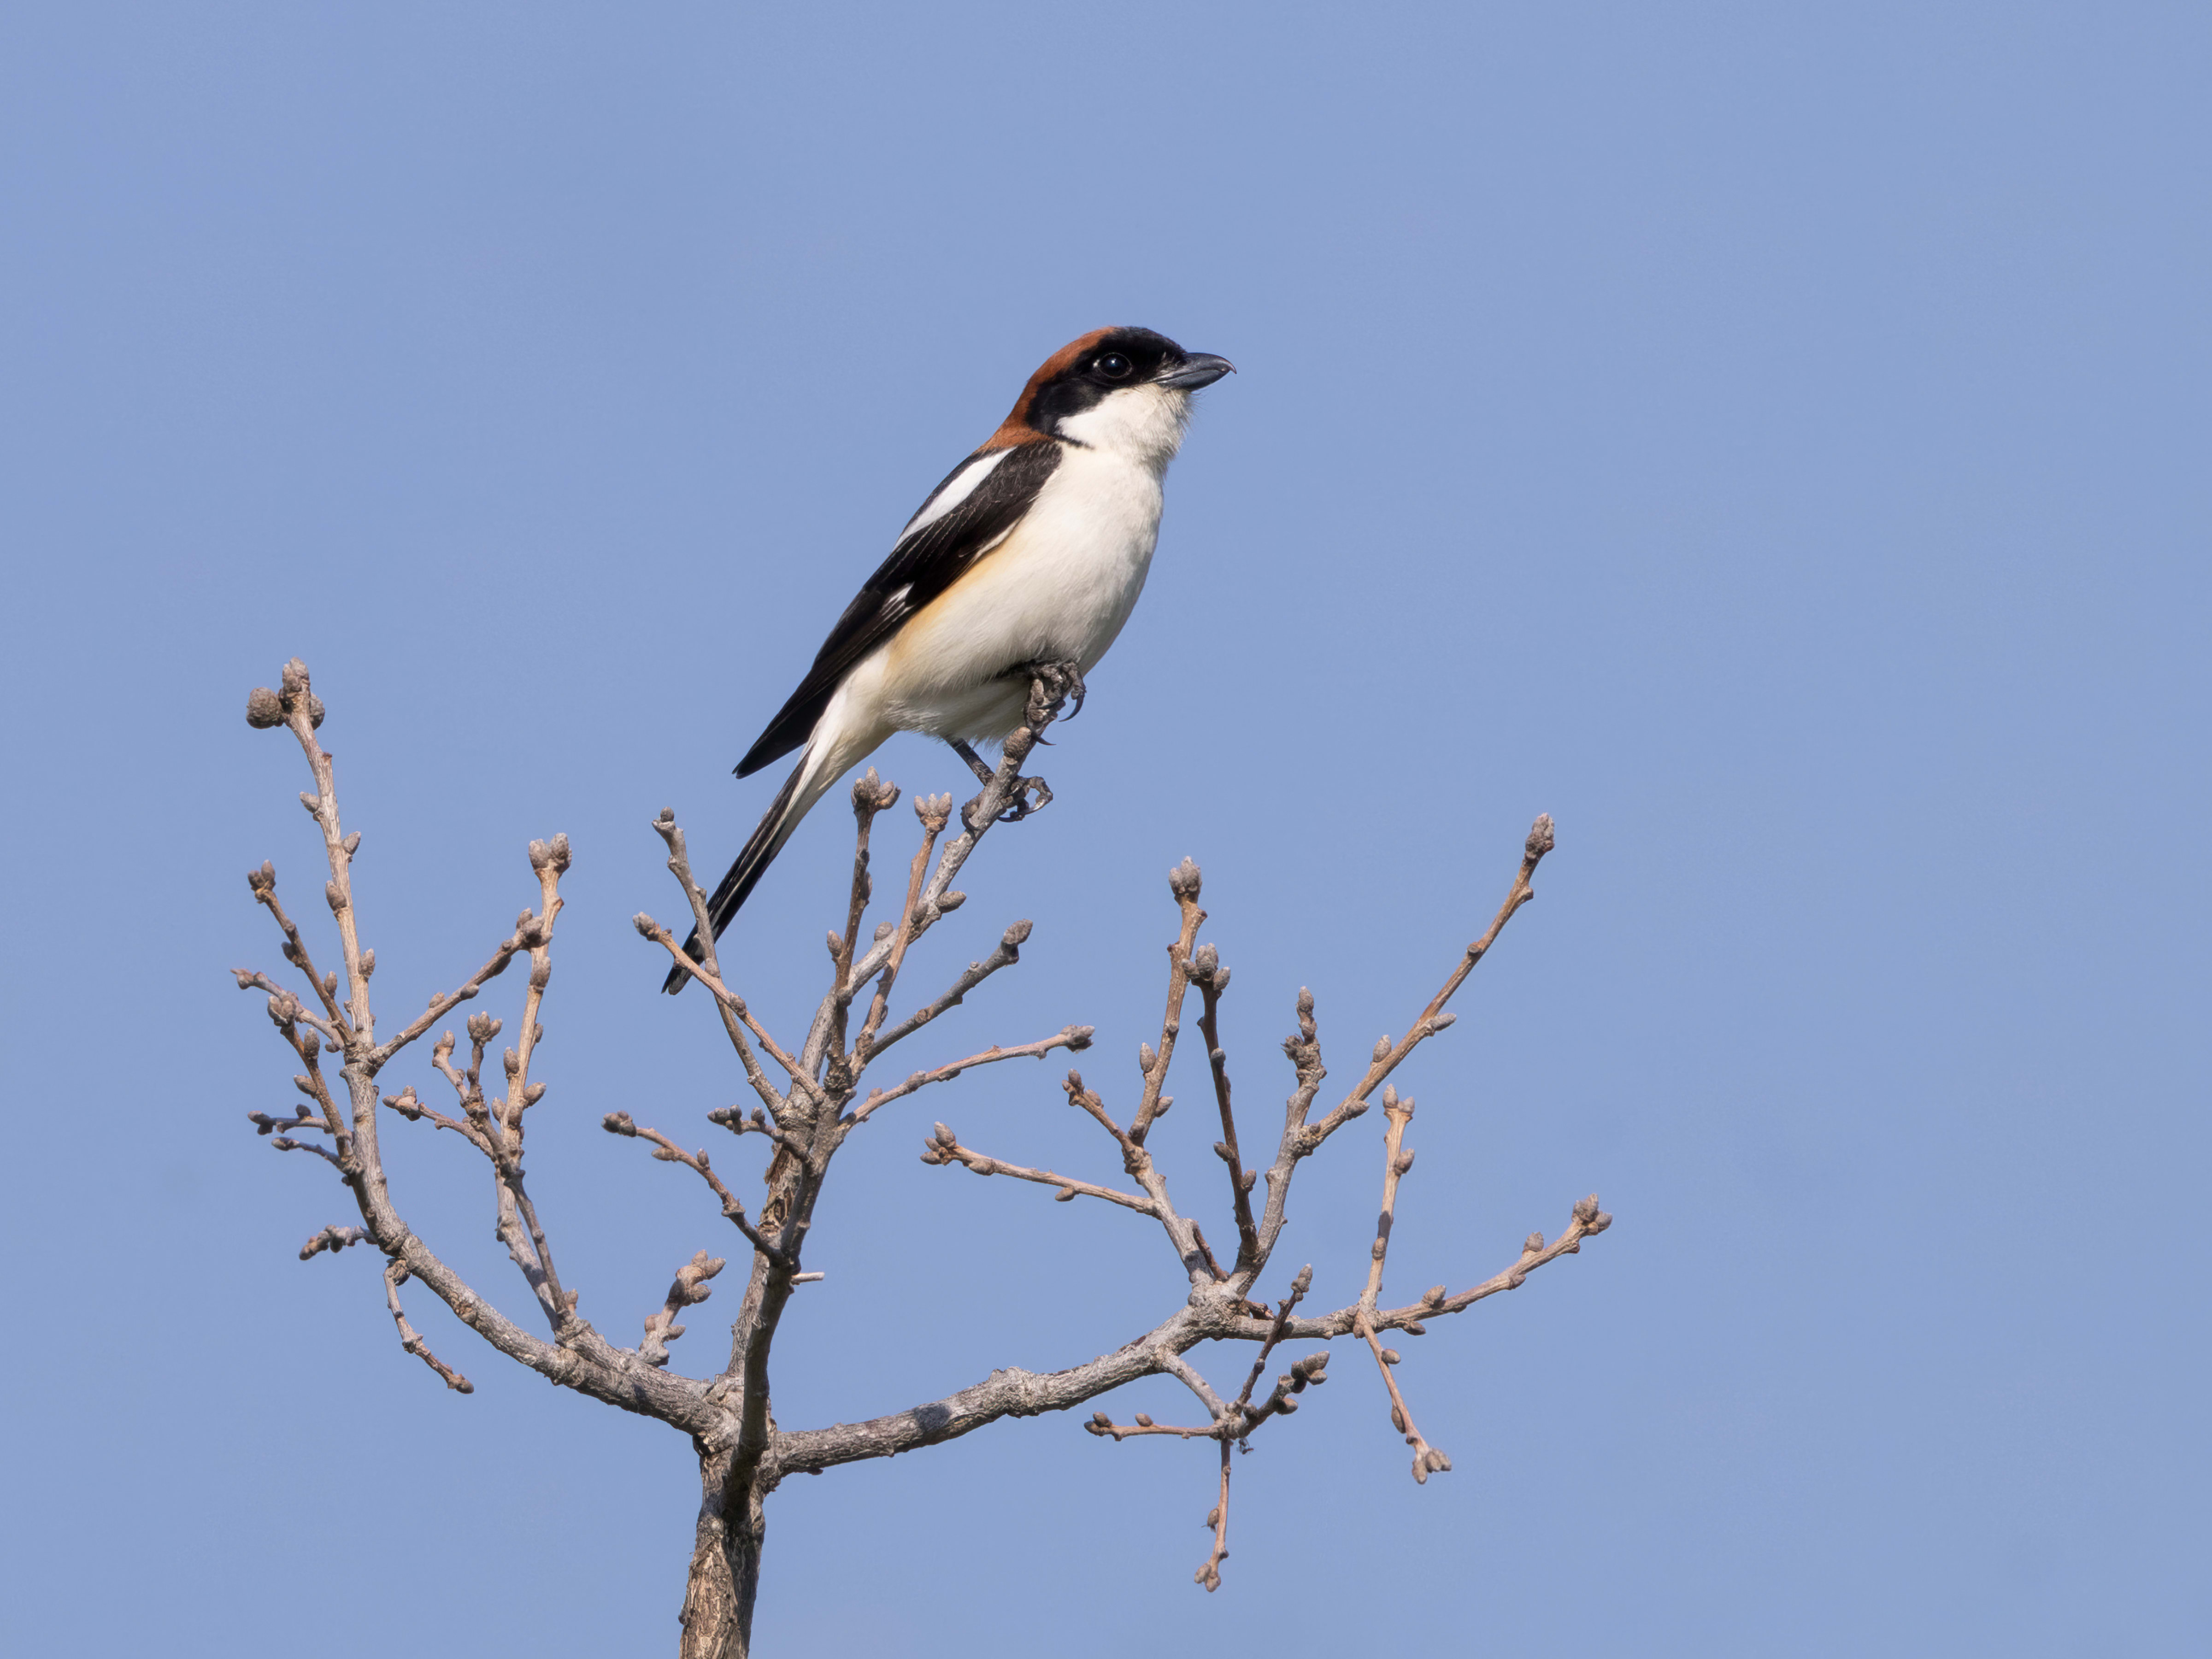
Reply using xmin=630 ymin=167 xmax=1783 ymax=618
xmin=893 ymin=448 xmax=1012 ymax=547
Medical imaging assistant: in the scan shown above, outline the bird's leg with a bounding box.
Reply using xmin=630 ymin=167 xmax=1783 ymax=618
xmin=950 ymin=735 xmax=1050 ymax=824
xmin=948 ymin=739 xmax=997 ymax=788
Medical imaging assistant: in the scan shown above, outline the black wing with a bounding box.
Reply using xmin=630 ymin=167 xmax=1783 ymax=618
xmin=734 ymin=441 xmax=1064 ymax=777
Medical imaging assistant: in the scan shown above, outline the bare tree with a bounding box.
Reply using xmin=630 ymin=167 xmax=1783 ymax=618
xmin=233 ymin=657 xmax=1612 ymax=1657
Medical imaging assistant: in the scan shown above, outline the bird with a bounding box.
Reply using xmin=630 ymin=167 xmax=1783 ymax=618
xmin=665 ymin=325 xmax=1235 ymax=993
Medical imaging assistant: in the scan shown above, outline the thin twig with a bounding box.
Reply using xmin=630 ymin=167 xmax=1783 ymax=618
xmin=634 ymin=916 xmax=823 ymax=1107
xmin=653 ymin=811 xmax=787 ymax=1116
xmin=852 ymin=793 xmax=952 ymax=1063
xmin=849 ymin=1026 xmax=1094 ymax=1124
xmin=1129 ymin=859 xmax=1206 ymax=1147
xmin=640 ymin=1250 xmax=727 ymax=1369
xmin=602 ymin=1112 xmax=788 ymax=1264
xmin=386 ymin=1259 xmax=474 ymax=1393
xmin=865 ymin=920 xmax=1031 ymax=1058
xmin=1196 ymin=1439 xmax=1231 ymax=1592
xmin=1189 ymin=945 xmax=1259 ymax=1272
xmin=916 ymin=1123 xmax=1158 ymax=1215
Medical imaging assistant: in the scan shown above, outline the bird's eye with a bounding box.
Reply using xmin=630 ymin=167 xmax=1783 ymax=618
xmin=1095 ymin=353 xmax=1132 ymax=380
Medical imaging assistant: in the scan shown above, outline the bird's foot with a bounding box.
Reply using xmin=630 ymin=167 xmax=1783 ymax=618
xmin=995 ymin=774 xmax=1055 ymax=824
xmin=1006 ymin=659 xmax=1087 ymax=724
xmin=950 ymin=740 xmax=1054 ymax=826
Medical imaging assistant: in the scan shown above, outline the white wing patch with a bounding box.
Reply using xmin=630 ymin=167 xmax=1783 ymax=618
xmin=894 ymin=449 xmax=1012 ymax=547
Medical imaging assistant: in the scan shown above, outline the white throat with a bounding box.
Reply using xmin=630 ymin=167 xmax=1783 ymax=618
xmin=1053 ymin=384 xmax=1191 ymax=474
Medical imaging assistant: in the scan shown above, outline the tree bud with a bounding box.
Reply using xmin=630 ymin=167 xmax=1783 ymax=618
xmin=603 ymin=1112 xmax=636 ymax=1135
xmin=1002 ymin=918 xmax=1034 ymax=948
xmin=1168 ymin=857 xmax=1202 ymax=900
xmin=937 ymin=890 xmax=965 ymax=912
xmin=1192 ymin=943 xmax=1218 ymax=979
xmin=245 ymin=687 xmax=285 ymax=727
xmin=299 ymin=792 xmax=321 ymax=816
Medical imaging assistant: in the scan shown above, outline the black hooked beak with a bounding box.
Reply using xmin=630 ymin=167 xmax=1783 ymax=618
xmin=1156 ymin=352 xmax=1236 ymax=391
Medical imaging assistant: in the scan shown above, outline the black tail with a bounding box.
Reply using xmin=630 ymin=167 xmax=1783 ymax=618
xmin=662 ymin=759 xmax=808 ymax=994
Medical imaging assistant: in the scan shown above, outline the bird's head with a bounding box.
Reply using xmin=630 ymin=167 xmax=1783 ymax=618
xmin=989 ymin=327 xmax=1235 ymax=468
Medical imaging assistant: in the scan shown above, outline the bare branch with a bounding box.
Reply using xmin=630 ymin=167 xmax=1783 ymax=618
xmin=777 ymin=1318 xmax=1195 ymax=1474
xmin=386 ymin=1259 xmax=474 ymax=1394
xmin=602 ymin=1112 xmax=788 ymax=1265
xmin=915 ymin=1121 xmax=1157 ymax=1215
xmin=634 ymin=915 xmax=822 ymax=1108
xmin=366 ymin=925 xmax=534 ymax=1073
xmin=1129 ymin=859 xmax=1206 ymax=1147
xmin=241 ymin=869 xmax=353 ymax=1041
xmin=1188 ymin=944 xmax=1259 ymax=1273
xmin=1083 ymin=1414 xmax=1220 ymax=1441
xmin=1348 ymin=1081 xmax=1450 ymax=1487
xmin=826 ymin=771 xmax=904 ymax=1061
xmin=270 ymin=1133 xmax=345 ymax=1171
xmin=1196 ymin=1440 xmax=1231 ymax=1593
xmin=231 ymin=961 xmax=345 ymax=1050
xmin=1314 ymin=815 xmax=1554 ymax=1148
xmin=864 ymin=919 xmax=1032 ymax=1058
xmin=849 ymin=1025 xmax=1095 ymax=1124
xmin=819 ymin=670 xmax=1071 ymax=1035
xmin=641 ymin=1250 xmax=727 ymax=1369
xmin=380 ymin=1084 xmax=493 ymax=1153
xmin=1233 ymin=1264 xmax=1313 ymax=1415
xmin=1157 ymin=1349 xmax=1231 ymax=1422
xmin=1235 ymin=1194 xmax=1616 ymax=1345
xmin=300 ymin=1224 xmax=372 ymax=1260
xmin=653 ymin=810 xmax=786 ymax=1116
xmin=1061 ymin=1070 xmax=1210 ymax=1280
xmin=852 ymin=793 xmax=953 ymax=1062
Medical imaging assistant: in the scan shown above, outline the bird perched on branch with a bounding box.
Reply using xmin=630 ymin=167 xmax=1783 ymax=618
xmin=665 ymin=326 xmax=1235 ymax=993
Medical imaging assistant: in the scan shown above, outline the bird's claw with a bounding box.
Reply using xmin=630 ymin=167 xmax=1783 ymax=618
xmin=996 ymin=775 xmax=1054 ymax=823
xmin=1012 ymin=659 xmax=1087 ymax=725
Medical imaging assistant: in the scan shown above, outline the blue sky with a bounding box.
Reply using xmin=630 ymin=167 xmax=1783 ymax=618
xmin=2 ymin=4 xmax=2205 ymax=1654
